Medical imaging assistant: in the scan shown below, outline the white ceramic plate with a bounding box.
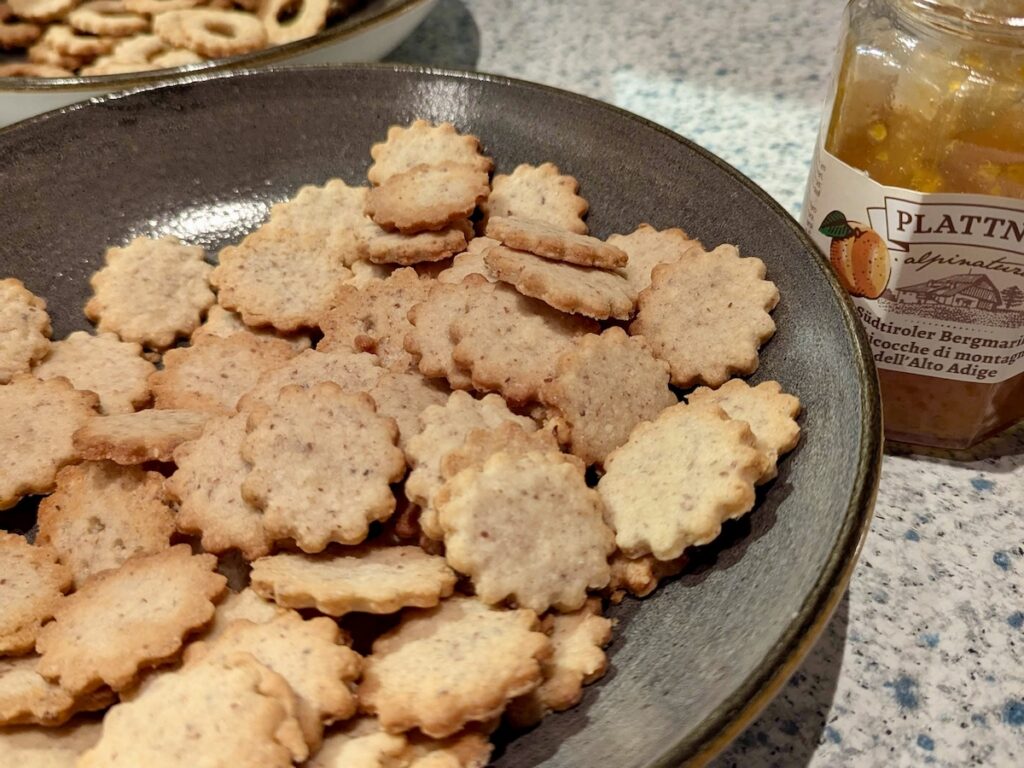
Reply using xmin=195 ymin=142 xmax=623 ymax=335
xmin=0 ymin=0 xmax=437 ymax=127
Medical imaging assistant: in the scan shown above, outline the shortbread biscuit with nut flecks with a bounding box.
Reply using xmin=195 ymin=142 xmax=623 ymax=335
xmin=36 ymin=462 xmax=174 ymax=588
xmin=539 ymin=327 xmax=676 ymax=465
xmin=326 ymin=721 xmax=495 ymax=768
xmin=32 ymin=331 xmax=155 ymax=414
xmin=359 ymin=597 xmax=549 ymax=738
xmin=481 ymin=163 xmax=588 ymax=234
xmin=0 ymin=656 xmax=113 ymax=726
xmin=310 ymin=717 xmax=408 ymax=768
xmin=405 ymin=391 xmax=537 ymax=540
xmin=184 ymin=613 xmax=361 ymax=749
xmin=258 ymin=178 xmax=372 ymax=247
xmin=485 ymin=245 xmax=635 ymax=320
xmin=150 ymin=333 xmax=296 ymax=415
xmin=239 ymin=357 xmax=443 ymax=450
xmin=77 ymin=652 xmax=308 ymax=768
xmin=319 ymin=267 xmax=432 ymax=373
xmin=368 ymin=370 xmax=448 ymax=450
xmin=436 ymin=237 xmax=498 ymax=285
xmin=168 ymin=413 xmax=273 ymax=560
xmin=606 ymin=552 xmax=688 ymax=601
xmin=450 ymin=281 xmax=598 ymax=404
xmin=345 ymin=259 xmax=393 ymax=289
xmin=35 ymin=544 xmax=226 ymax=694
xmin=486 ymin=216 xmax=625 ymax=269
xmin=608 ymin=223 xmax=705 ymax=296
xmin=630 ymin=244 xmax=779 ymax=387
xmin=0 ymin=278 xmax=51 ymax=384
xmin=237 ymin=348 xmax=383 ymax=412
xmin=438 ymin=422 xmax=563 ymax=482
xmin=84 ymin=236 xmax=213 ymax=349
xmin=367 ymin=120 xmax=493 ymax=186
xmin=250 ymin=547 xmax=457 ymax=617
xmin=72 ymin=408 xmax=208 ymax=464
xmin=204 ymin=588 xmax=292 ymax=643
xmin=366 ymin=162 xmax=490 ymax=234
xmin=687 ymin=378 xmax=801 ymax=483
xmin=242 ymin=383 xmax=405 ymax=553
xmin=362 ymin=223 xmax=469 ymax=266
xmin=0 ymin=717 xmax=103 ymax=766
xmin=0 ymin=656 xmax=76 ymax=726
xmin=0 ymin=533 xmax=71 ymax=656
xmin=191 ymin=305 xmax=312 ymax=351
xmin=401 ymin=727 xmax=494 ymax=768
xmin=211 ymin=180 xmax=367 ymax=331
xmin=0 ymin=375 xmax=98 ymax=510
xmin=405 ymin=276 xmax=490 ymax=390
xmin=598 ymin=403 xmax=765 ymax=560
xmin=437 ymin=451 xmax=614 ymax=613
xmin=505 ymin=598 xmax=612 ymax=726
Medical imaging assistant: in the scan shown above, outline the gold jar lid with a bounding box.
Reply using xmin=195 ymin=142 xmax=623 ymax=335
xmin=900 ymin=0 xmax=1024 ymax=41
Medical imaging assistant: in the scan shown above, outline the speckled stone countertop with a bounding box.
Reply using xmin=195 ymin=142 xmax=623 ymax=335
xmin=390 ymin=1 xmax=1024 ymax=765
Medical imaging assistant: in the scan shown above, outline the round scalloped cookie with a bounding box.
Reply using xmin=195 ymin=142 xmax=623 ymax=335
xmin=367 ymin=119 xmax=493 ymax=186
xmin=0 ymin=375 xmax=98 ymax=510
xmin=0 ymin=533 xmax=72 ymax=656
xmin=33 ymin=331 xmax=155 ymax=414
xmin=0 ymin=278 xmax=51 ymax=384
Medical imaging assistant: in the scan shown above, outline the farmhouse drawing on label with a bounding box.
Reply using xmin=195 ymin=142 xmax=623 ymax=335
xmin=877 ymin=272 xmax=1024 ymax=327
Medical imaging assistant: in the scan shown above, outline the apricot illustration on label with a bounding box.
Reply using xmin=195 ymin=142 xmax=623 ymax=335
xmin=819 ymin=210 xmax=891 ymax=299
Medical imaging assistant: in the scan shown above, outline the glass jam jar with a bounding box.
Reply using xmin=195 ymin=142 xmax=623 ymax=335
xmin=803 ymin=0 xmax=1024 ymax=449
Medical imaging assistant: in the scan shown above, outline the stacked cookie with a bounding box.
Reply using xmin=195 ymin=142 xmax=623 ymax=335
xmin=0 ymin=119 xmax=801 ymax=766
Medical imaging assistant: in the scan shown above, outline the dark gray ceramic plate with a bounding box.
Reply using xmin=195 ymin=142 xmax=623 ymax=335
xmin=0 ymin=65 xmax=881 ymax=767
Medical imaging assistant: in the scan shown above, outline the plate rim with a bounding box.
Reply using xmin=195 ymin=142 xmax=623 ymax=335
xmin=0 ymin=63 xmax=883 ymax=767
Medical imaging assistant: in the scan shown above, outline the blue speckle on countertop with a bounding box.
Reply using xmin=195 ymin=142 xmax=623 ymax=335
xmin=1004 ymin=700 xmax=1024 ymax=727
xmin=917 ymin=734 xmax=935 ymax=751
xmin=918 ymin=632 xmax=940 ymax=648
xmin=904 ymin=529 xmax=920 ymax=541
xmin=971 ymin=477 xmax=995 ymax=491
xmin=824 ymin=726 xmax=842 ymax=744
xmin=1009 ymin=612 xmax=1024 ymax=629
xmin=886 ymin=676 xmax=921 ymax=710
xmin=993 ymin=551 xmax=1011 ymax=570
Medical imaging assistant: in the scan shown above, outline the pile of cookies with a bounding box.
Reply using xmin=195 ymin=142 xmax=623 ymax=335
xmin=0 ymin=118 xmax=801 ymax=766
xmin=0 ymin=0 xmax=361 ymax=78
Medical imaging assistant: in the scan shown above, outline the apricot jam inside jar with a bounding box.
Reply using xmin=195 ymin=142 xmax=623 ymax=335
xmin=803 ymin=0 xmax=1024 ymax=449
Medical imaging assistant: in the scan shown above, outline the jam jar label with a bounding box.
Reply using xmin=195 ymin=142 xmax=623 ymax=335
xmin=803 ymin=144 xmax=1024 ymax=384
